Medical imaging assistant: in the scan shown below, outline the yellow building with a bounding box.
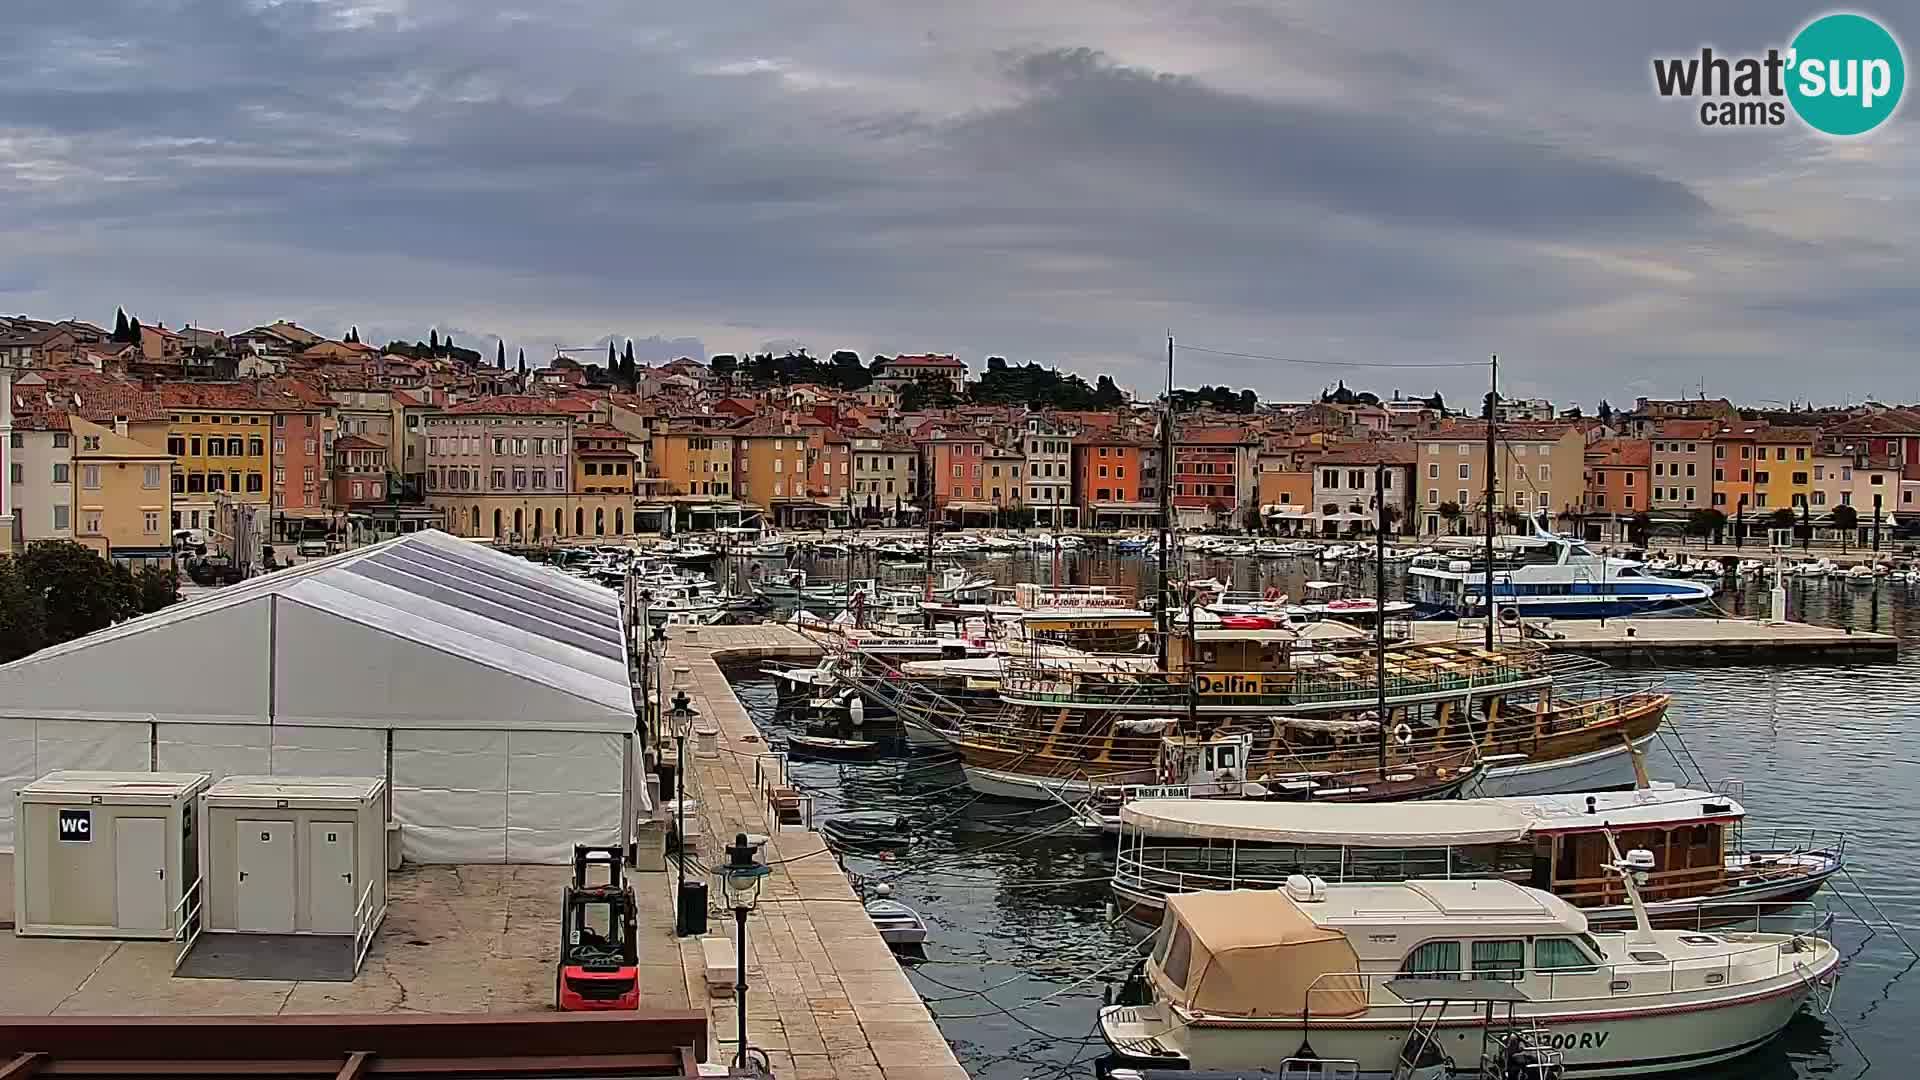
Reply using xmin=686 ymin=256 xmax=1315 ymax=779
xmin=574 ymin=424 xmax=636 ymax=495
xmin=70 ymin=416 xmax=174 ymax=562
xmin=161 ymin=385 xmax=273 ymax=534
xmin=1412 ymin=423 xmax=1587 ymax=537
xmin=1752 ymin=427 xmax=1818 ymax=512
xmin=730 ymin=422 xmax=812 ymax=509
xmin=649 ymin=423 xmax=735 ymax=498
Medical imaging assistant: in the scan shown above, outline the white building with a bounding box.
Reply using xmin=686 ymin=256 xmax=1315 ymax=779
xmin=0 ymin=530 xmax=642 ymax=864
xmin=1023 ymin=414 xmax=1078 ymax=526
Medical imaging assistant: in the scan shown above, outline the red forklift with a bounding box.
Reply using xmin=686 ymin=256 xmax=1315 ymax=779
xmin=555 ymin=845 xmax=640 ymax=1011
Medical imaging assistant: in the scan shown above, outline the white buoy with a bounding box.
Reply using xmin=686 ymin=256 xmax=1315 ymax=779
xmin=849 ymin=695 xmax=865 ymax=728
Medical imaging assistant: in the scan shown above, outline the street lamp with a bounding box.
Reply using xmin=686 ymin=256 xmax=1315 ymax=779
xmin=650 ymin=623 xmax=667 ymax=760
xmin=719 ymin=832 xmax=770 ymax=1070
xmin=670 ymin=688 xmax=696 ymax=935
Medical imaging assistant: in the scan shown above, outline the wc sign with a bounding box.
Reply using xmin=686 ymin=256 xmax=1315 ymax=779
xmin=58 ymin=808 xmax=92 ymax=842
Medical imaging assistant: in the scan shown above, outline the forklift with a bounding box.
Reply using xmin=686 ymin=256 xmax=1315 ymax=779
xmin=555 ymin=845 xmax=640 ymax=1011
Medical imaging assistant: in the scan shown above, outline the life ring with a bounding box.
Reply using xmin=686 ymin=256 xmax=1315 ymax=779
xmin=1498 ymin=606 xmax=1522 ymax=627
xmin=1393 ymin=722 xmax=1414 ymax=747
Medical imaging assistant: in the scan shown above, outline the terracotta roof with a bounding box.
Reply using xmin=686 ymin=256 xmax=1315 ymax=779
xmin=444 ymin=394 xmax=573 ymax=416
xmin=1829 ymin=409 xmax=1920 ymax=437
xmin=1585 ymin=438 xmax=1651 ymax=467
xmin=1651 ymin=419 xmax=1716 ymax=439
xmin=332 ymin=434 xmax=385 ymax=451
xmin=1316 ymin=441 xmax=1418 ymax=465
xmin=1756 ymin=426 xmax=1820 ymax=444
xmin=159 ymin=382 xmax=277 ymax=410
xmin=1420 ymin=421 xmax=1574 ymax=441
xmin=389 ymin=389 xmax=425 ymax=408
xmin=15 ymin=371 xmax=168 ymax=424
xmin=1176 ymin=426 xmax=1257 ymax=445
xmin=574 ymin=423 xmax=628 ymax=440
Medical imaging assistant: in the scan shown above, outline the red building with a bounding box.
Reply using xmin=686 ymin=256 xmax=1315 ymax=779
xmin=1173 ymin=426 xmax=1255 ymax=525
xmin=331 ymin=435 xmax=388 ymax=506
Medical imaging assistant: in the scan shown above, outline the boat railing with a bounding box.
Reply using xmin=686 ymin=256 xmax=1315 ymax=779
xmin=1730 ymin=826 xmax=1847 ymax=863
xmin=1296 ymin=921 xmax=1836 ymax=1016
xmin=997 ymin=649 xmax=1557 ymax=709
xmin=1113 ymin=847 xmax=1467 ymax=900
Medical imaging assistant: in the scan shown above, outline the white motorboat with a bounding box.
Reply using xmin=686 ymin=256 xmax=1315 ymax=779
xmin=745 ymin=539 xmax=790 ymax=558
xmin=1409 ymin=526 xmax=1712 ymax=619
xmin=1844 ymin=564 xmax=1876 ymax=585
xmin=1099 ymin=865 xmax=1839 ymax=1078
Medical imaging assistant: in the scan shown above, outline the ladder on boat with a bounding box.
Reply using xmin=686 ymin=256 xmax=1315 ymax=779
xmin=801 ymin=629 xmax=970 ymax=742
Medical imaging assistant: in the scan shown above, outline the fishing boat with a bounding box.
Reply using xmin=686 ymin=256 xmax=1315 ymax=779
xmin=1106 ymin=786 xmax=1844 ymax=934
xmin=1409 ymin=526 xmax=1713 ymax=619
xmin=940 ymin=624 xmax=1663 ymax=802
xmin=1097 ymin=862 xmax=1840 ymax=1078
xmin=860 ymin=882 xmax=929 ymax=947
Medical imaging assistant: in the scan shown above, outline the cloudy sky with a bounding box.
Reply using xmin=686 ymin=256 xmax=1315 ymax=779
xmin=1 ymin=1 xmax=1912 ymax=406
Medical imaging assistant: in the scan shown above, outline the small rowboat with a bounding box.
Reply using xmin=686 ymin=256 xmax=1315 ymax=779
xmin=786 ymin=732 xmax=881 ymax=761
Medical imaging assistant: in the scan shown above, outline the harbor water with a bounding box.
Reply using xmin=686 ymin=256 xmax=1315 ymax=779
xmin=724 ymin=549 xmax=1920 ymax=1079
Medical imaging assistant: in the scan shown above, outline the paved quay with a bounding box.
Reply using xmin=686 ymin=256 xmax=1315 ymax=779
xmin=1413 ymin=615 xmax=1898 ymax=664
xmin=648 ymin=623 xmax=969 ymax=1080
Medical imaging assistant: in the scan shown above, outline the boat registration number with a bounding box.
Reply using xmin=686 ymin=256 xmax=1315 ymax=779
xmin=1539 ymin=1031 xmax=1610 ymax=1051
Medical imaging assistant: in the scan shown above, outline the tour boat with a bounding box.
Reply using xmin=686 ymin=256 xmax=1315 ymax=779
xmin=942 ymin=625 xmax=1664 ymax=802
xmin=1098 ymin=868 xmax=1840 ymax=1078
xmin=1106 ymin=786 xmax=1843 ymax=935
xmin=1409 ymin=528 xmax=1712 ymax=619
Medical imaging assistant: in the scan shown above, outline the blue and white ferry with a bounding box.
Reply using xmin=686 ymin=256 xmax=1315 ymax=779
xmin=1407 ymin=526 xmax=1714 ymax=618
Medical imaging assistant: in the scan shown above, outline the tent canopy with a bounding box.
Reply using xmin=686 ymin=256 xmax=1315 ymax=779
xmin=1153 ymin=891 xmax=1366 ymax=1018
xmin=0 ymin=530 xmax=633 ymax=731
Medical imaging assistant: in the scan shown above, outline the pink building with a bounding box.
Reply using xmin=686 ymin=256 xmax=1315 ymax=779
xmin=424 ymin=396 xmax=575 ymax=541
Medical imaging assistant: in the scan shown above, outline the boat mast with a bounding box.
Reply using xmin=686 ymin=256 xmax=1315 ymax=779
xmin=923 ymin=453 xmax=937 ymax=612
xmin=1483 ymin=353 xmax=1498 ymax=650
xmin=1374 ymin=461 xmax=1388 ymax=779
xmin=1157 ymin=335 xmax=1175 ymax=671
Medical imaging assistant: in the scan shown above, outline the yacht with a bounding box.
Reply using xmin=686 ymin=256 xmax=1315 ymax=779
xmin=1099 ymin=867 xmax=1839 ymax=1078
xmin=1408 ymin=526 xmax=1712 ymax=619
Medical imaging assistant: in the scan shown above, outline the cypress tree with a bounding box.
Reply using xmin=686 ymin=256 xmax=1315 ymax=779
xmin=429 ymin=329 xmax=439 ymax=352
xmin=518 ymin=348 xmax=526 ymax=375
xmin=127 ymin=316 xmax=143 ymax=344
xmin=497 ymin=339 xmax=506 ymax=367
xmin=113 ymin=308 xmax=129 ymax=341
xmin=607 ymin=340 xmax=616 ymax=369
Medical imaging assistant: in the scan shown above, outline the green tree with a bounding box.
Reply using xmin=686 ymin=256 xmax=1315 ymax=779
xmin=113 ymin=308 xmax=130 ymax=341
xmin=0 ymin=557 xmax=47 ymax=662
xmin=1500 ymin=506 xmax=1528 ymax=533
xmin=1687 ymin=507 xmax=1727 ymax=547
xmin=1832 ymin=503 xmax=1859 ymax=552
xmin=1438 ymin=501 xmax=1463 ymax=535
xmin=710 ymin=354 xmax=738 ymax=382
xmin=1381 ymin=503 xmax=1405 ymax=536
xmin=517 ymin=347 xmax=526 ymax=375
xmin=496 ymin=339 xmax=506 ymax=367
xmin=1628 ymin=510 xmax=1652 ymax=547
xmin=127 ymin=316 xmax=143 ymax=344
xmin=900 ymin=372 xmax=959 ymax=411
xmin=1598 ymin=399 xmax=1614 ymax=424
xmin=1094 ymin=375 xmax=1124 ymax=407
xmin=133 ymin=561 xmax=180 ymax=613
xmin=429 ymin=329 xmax=439 ymax=352
xmin=1768 ymin=507 xmax=1797 ymax=532
xmin=17 ymin=541 xmax=140 ymax=646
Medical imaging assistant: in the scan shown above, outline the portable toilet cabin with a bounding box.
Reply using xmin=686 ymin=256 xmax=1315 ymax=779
xmin=199 ymin=776 xmax=387 ymax=943
xmin=13 ymin=771 xmax=212 ymax=939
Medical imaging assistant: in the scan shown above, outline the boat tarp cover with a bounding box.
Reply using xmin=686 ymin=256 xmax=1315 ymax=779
xmin=1120 ymin=798 xmax=1536 ymax=847
xmin=1155 ymin=891 xmax=1366 ymax=1018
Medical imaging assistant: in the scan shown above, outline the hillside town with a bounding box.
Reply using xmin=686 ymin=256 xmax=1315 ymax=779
xmin=2 ymin=311 xmax=1918 ymax=572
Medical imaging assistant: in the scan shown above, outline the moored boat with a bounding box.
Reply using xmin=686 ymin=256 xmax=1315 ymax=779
xmin=1098 ymin=869 xmax=1840 ymax=1078
xmin=1106 ymin=786 xmax=1843 ymax=934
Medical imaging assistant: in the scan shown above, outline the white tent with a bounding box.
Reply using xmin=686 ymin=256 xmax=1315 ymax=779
xmin=0 ymin=530 xmax=640 ymax=863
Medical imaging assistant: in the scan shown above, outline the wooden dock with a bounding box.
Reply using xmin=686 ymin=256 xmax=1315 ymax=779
xmin=644 ymin=625 xmax=970 ymax=1080
xmin=1412 ymin=616 xmax=1898 ymax=665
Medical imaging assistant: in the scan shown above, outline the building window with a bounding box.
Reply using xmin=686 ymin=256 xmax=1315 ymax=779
xmin=81 ymin=465 xmax=100 ymax=489
xmin=52 ymin=433 xmax=69 ymax=448
xmin=52 ymin=505 xmax=69 ymax=530
xmin=1458 ymin=464 xmax=1470 ymax=480
xmin=143 ymin=465 xmax=162 ymax=488
xmin=52 ymin=463 xmax=69 ymax=484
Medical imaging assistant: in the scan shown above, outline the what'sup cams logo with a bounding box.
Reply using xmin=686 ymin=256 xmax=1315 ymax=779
xmin=1653 ymin=12 xmax=1905 ymax=134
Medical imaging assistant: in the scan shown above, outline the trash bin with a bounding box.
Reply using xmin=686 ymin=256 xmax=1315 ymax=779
xmin=678 ymin=879 xmax=709 ymax=936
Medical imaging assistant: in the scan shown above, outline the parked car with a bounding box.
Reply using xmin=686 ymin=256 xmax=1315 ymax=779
xmin=296 ymin=538 xmax=330 ymax=558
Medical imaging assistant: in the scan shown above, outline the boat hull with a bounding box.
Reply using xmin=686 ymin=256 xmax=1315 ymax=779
xmin=1475 ymin=734 xmax=1655 ymax=797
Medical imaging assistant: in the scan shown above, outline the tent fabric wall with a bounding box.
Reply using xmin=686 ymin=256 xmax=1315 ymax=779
xmin=269 ymin=726 xmax=386 ymax=779
xmin=392 ymin=729 xmax=509 ymax=864
xmin=505 ymin=732 xmax=626 ymax=863
xmin=0 ymin=599 xmax=271 ymax=724
xmin=0 ymin=717 xmax=151 ymax=850
xmin=155 ymin=723 xmax=271 ymax=781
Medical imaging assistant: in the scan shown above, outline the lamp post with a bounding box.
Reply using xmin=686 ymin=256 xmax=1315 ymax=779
xmin=719 ymin=832 xmax=770 ymax=1070
xmin=650 ymin=623 xmax=667 ymax=761
xmin=671 ymin=689 xmax=696 ymax=934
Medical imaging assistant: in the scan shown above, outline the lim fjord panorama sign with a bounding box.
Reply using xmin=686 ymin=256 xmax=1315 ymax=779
xmin=1652 ymin=12 xmax=1904 ymax=133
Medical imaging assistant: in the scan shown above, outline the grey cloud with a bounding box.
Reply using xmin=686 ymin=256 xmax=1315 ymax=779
xmin=0 ymin=1 xmax=1910 ymax=406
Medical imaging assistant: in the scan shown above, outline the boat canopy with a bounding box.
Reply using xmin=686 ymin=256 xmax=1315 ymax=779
xmin=1121 ymin=799 xmax=1536 ymax=846
xmin=1120 ymin=787 xmax=1737 ymax=846
xmin=1152 ymin=891 xmax=1366 ymax=1019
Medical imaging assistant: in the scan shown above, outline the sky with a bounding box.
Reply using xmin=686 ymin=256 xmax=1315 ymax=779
xmin=1 ymin=1 xmax=1913 ymax=408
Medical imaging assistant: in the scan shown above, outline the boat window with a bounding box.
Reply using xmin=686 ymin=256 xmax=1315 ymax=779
xmin=1616 ymin=567 xmax=1640 ymax=577
xmin=1151 ymin=918 xmax=1173 ymax=967
xmin=1161 ymin=925 xmax=1195 ymax=989
xmin=1399 ymin=940 xmax=1460 ymax=981
xmin=1534 ymin=937 xmax=1599 ymax=973
xmin=1471 ymin=939 xmax=1525 ymax=982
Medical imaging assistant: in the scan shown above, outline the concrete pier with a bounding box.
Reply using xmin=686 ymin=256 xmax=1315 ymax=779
xmin=642 ymin=624 xmax=967 ymax=1080
xmin=1412 ymin=616 xmax=1899 ymax=665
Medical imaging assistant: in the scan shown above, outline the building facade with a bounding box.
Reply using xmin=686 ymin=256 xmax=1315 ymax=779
xmin=1022 ymin=415 xmax=1078 ymax=526
xmin=1414 ymin=424 xmax=1585 ymax=536
xmin=1648 ymin=420 xmax=1713 ymax=513
xmin=69 ymin=416 xmax=173 ymax=561
xmin=161 ymin=386 xmax=273 ymax=536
